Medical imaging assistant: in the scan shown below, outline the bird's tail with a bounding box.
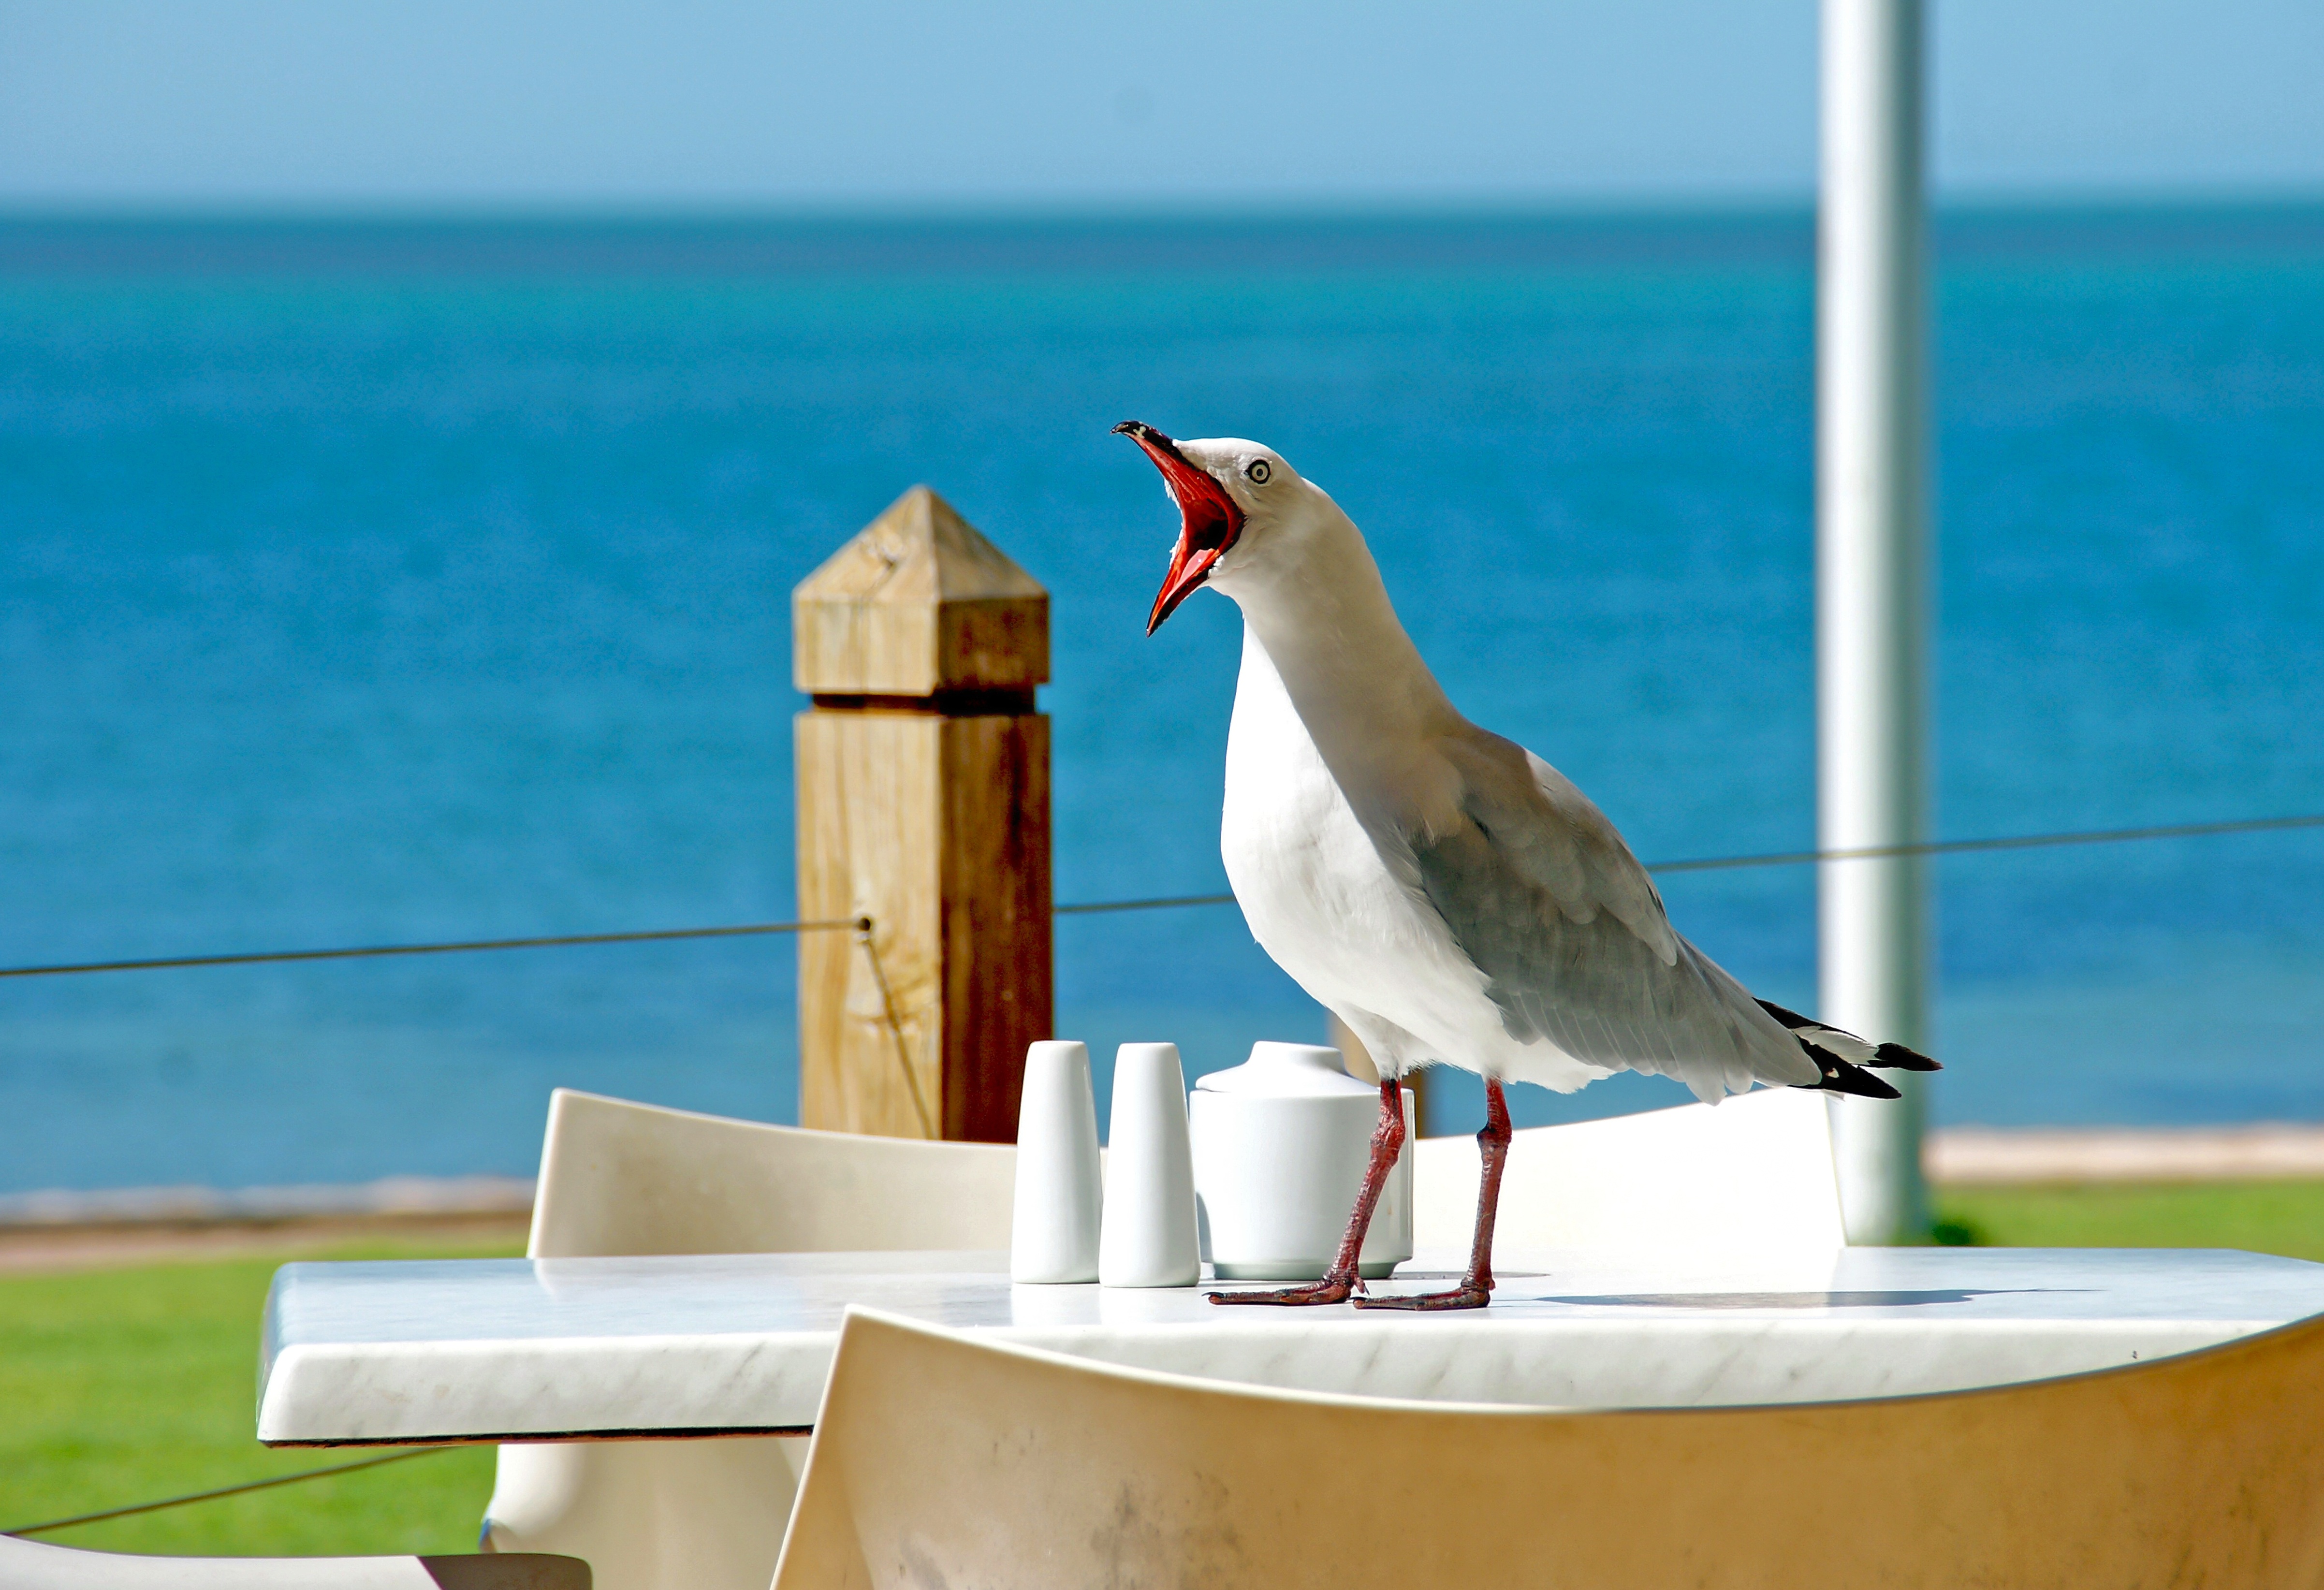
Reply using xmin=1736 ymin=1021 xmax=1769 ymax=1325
xmin=1755 ymin=999 xmax=1942 ymax=1102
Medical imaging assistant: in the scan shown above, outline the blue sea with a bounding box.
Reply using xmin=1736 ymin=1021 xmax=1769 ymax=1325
xmin=3 ymin=208 xmax=2323 ymax=1195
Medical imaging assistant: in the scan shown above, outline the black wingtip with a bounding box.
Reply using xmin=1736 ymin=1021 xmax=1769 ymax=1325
xmin=1802 ymin=1067 xmax=1904 ymax=1101
xmin=1755 ymin=998 xmax=1813 ymax=1031
xmin=1793 ymin=1041 xmax=1904 ymax=1100
xmin=1761 ymin=997 xmax=1942 ymax=1072
xmin=1873 ymin=1041 xmax=1943 ymax=1072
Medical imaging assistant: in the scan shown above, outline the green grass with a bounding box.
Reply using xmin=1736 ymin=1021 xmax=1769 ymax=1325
xmin=1934 ymin=1179 xmax=2324 ymax=1262
xmin=7 ymin=1185 xmax=2324 ymax=1558
xmin=1 ymin=1235 xmax=520 ymax=1557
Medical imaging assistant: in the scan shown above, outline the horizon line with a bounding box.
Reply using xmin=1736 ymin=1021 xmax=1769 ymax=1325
xmin=4 ymin=184 xmax=2324 ymax=228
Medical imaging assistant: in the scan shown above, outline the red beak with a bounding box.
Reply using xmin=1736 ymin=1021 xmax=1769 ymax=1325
xmin=1115 ymin=421 xmax=1244 ymax=634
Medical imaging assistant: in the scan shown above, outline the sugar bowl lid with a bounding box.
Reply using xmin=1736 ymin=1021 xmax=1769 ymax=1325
xmin=1194 ymin=1042 xmax=1374 ymax=1098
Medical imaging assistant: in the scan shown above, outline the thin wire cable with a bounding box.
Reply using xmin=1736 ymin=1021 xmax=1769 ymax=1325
xmin=1053 ymin=892 xmax=1236 ymax=916
xmin=1640 ymin=811 xmax=2324 ymax=875
xmin=855 ymin=918 xmax=936 ymax=1138
xmin=0 ymin=919 xmax=860 ymax=981
xmin=1048 ymin=811 xmax=2324 ymax=911
xmin=3 ymin=1447 xmax=449 ymax=1538
xmin=0 ymin=812 xmax=2318 ymax=981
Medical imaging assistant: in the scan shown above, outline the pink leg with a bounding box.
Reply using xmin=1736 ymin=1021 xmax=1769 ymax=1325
xmin=1357 ymin=1076 xmax=1509 ymax=1311
xmin=1209 ymin=1077 xmax=1406 ymax=1307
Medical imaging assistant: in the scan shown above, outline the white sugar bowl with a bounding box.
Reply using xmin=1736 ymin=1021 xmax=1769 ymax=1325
xmin=1187 ymin=1042 xmax=1413 ymax=1282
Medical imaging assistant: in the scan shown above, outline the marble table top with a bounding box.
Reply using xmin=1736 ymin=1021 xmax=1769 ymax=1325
xmin=259 ymin=1245 xmax=2324 ymax=1445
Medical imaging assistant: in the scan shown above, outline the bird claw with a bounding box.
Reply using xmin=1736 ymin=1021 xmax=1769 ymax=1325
xmin=1205 ymin=1277 xmax=1356 ymax=1307
xmin=1354 ymin=1283 xmax=1492 ymax=1312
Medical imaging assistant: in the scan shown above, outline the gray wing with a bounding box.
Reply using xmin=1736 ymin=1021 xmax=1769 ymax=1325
xmin=1396 ymin=731 xmax=1816 ymax=1101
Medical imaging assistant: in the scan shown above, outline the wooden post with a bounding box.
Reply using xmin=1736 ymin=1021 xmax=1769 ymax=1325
xmin=792 ymin=486 xmax=1053 ymax=1141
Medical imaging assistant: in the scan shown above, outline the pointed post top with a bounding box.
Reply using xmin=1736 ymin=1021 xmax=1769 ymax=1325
xmin=795 ymin=486 xmax=1045 ymax=606
xmin=793 ymin=486 xmax=1049 ymax=698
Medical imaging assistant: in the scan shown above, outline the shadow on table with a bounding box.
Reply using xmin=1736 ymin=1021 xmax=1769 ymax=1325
xmin=1536 ymin=1289 xmax=2085 ymax=1309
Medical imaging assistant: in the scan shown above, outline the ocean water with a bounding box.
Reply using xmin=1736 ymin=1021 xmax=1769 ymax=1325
xmin=2 ymin=208 xmax=2322 ymax=1194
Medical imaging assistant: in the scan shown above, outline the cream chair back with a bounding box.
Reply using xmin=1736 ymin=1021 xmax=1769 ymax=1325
xmin=776 ymin=1303 xmax=2324 ymax=1590
xmin=526 ymin=1088 xmax=1016 ymax=1257
xmin=1414 ymin=1085 xmax=1846 ymax=1256
xmin=483 ymin=1090 xmax=1015 ymax=1590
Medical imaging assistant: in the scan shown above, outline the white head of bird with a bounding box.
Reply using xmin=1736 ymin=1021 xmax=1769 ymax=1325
xmin=1114 ymin=420 xmax=1360 ymax=634
xmin=1113 ymin=419 xmax=1455 ymax=770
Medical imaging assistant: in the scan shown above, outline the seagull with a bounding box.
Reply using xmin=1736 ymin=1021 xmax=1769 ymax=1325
xmin=1116 ymin=421 xmax=1938 ymax=1311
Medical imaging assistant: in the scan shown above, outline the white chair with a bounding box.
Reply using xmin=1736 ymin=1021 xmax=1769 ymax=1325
xmin=775 ymin=1303 xmax=2324 ymax=1589
xmin=479 ymin=1090 xmax=1015 ymax=1590
xmin=0 ymin=1534 xmax=584 ymax=1589
xmin=1414 ymin=1084 xmax=1846 ymax=1257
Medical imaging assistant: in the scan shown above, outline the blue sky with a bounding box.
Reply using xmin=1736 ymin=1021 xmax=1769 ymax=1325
xmin=0 ymin=0 xmax=2320 ymax=208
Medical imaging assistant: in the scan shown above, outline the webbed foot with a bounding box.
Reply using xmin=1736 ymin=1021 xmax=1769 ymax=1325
xmin=1354 ymin=1282 xmax=1491 ymax=1311
xmin=1205 ymin=1276 xmax=1357 ymax=1307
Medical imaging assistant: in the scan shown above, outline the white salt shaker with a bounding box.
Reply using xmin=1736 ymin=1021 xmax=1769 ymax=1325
xmin=1010 ymin=1040 xmax=1103 ymax=1283
xmin=1098 ymin=1042 xmax=1201 ymax=1288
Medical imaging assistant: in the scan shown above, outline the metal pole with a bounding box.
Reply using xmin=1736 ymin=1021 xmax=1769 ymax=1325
xmin=1817 ymin=0 xmax=1932 ymax=1243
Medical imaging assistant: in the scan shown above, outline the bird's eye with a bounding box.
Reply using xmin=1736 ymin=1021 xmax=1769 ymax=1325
xmin=1246 ymin=459 xmax=1272 ymax=484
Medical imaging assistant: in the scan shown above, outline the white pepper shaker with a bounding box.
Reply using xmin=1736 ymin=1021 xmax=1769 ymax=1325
xmin=1099 ymin=1042 xmax=1201 ymax=1287
xmin=1010 ymin=1040 xmax=1103 ymax=1284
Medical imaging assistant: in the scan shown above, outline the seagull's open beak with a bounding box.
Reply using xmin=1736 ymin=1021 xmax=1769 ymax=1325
xmin=1115 ymin=420 xmax=1244 ymax=635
